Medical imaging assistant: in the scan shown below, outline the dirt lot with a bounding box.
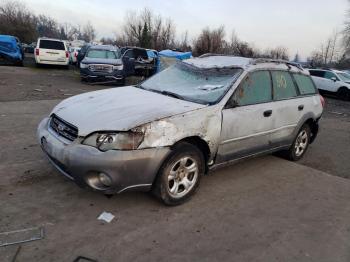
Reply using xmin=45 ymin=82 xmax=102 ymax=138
xmin=1 ymin=62 xmax=350 ymax=261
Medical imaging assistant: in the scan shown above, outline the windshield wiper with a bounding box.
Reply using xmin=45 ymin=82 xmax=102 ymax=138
xmin=160 ymin=90 xmax=185 ymax=100
xmin=137 ymin=85 xmax=185 ymax=100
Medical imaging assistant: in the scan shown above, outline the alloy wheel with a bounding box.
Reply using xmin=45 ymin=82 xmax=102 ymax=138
xmin=294 ymin=130 xmax=308 ymax=157
xmin=167 ymin=156 xmax=199 ymax=199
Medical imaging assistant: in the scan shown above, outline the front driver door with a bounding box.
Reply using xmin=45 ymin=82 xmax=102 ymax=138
xmin=216 ymin=70 xmax=275 ymax=163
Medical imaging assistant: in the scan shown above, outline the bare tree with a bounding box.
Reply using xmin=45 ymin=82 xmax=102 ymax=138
xmin=121 ymin=8 xmax=176 ymax=50
xmin=81 ymin=21 xmax=96 ymax=42
xmin=193 ymin=26 xmax=225 ymax=56
xmin=308 ymin=30 xmax=341 ymax=67
xmin=261 ymin=46 xmax=289 ymax=60
xmin=100 ymin=37 xmax=115 ymax=45
xmin=225 ymin=31 xmax=260 ymax=58
xmin=35 ymin=14 xmax=60 ymax=38
xmin=0 ymin=0 xmax=37 ymax=42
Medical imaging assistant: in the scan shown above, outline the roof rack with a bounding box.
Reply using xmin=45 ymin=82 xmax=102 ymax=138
xmin=198 ymin=53 xmax=230 ymax=58
xmin=199 ymin=54 xmax=304 ymax=70
xmin=252 ymin=58 xmax=304 ymax=70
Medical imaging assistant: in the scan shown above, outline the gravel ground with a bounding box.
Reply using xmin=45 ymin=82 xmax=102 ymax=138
xmin=0 ymin=61 xmax=350 ymax=262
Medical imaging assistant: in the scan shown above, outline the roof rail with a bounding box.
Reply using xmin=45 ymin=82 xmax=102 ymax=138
xmin=198 ymin=53 xmax=229 ymax=58
xmin=252 ymin=58 xmax=304 ymax=70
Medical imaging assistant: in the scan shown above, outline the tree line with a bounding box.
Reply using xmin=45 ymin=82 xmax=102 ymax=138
xmin=2 ymin=0 xmax=350 ymax=68
xmin=0 ymin=1 xmax=96 ymax=43
xmin=0 ymin=0 xmax=289 ymax=60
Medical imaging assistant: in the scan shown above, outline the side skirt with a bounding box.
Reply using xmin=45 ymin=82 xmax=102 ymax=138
xmin=209 ymin=144 xmax=291 ymax=172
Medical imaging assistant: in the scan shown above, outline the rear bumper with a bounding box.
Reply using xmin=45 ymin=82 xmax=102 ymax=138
xmin=37 ymin=118 xmax=170 ymax=194
xmin=35 ymin=57 xmax=69 ymax=65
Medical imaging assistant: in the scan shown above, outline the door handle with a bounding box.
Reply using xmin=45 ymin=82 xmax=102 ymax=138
xmin=263 ymin=110 xmax=272 ymax=117
xmin=298 ymin=105 xmax=304 ymax=111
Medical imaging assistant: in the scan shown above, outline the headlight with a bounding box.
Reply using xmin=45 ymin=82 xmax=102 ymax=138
xmin=80 ymin=63 xmax=87 ymax=68
xmin=112 ymin=64 xmax=124 ymax=71
xmin=82 ymin=131 xmax=144 ymax=151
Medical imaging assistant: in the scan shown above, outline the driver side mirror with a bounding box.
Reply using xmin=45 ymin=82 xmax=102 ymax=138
xmin=331 ymin=77 xmax=337 ymax=82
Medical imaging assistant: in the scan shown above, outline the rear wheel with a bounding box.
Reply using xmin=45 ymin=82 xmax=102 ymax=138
xmin=152 ymin=142 xmax=204 ymax=205
xmin=286 ymin=124 xmax=311 ymax=161
xmin=337 ymin=87 xmax=350 ymax=101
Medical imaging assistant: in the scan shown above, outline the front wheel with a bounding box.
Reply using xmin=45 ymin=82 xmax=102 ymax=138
xmin=286 ymin=124 xmax=311 ymax=161
xmin=152 ymin=142 xmax=205 ymax=206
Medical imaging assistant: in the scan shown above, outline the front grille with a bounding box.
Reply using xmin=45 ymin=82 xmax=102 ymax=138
xmin=88 ymin=64 xmax=113 ymax=73
xmin=49 ymin=114 xmax=78 ymax=142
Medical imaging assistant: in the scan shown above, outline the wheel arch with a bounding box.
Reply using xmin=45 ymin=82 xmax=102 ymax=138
xmin=304 ymin=118 xmax=319 ymax=144
xmin=171 ymin=136 xmax=211 ymax=172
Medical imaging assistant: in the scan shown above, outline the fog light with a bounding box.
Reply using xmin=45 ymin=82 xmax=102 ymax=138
xmin=98 ymin=173 xmax=112 ymax=187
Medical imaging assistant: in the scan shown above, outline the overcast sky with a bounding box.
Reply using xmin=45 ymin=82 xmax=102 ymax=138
xmin=20 ymin=0 xmax=349 ymax=59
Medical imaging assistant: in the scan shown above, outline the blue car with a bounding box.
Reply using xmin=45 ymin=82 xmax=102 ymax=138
xmin=0 ymin=35 xmax=24 ymax=66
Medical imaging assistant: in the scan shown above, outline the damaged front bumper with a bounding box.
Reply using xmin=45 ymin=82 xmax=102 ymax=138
xmin=37 ymin=118 xmax=170 ymax=194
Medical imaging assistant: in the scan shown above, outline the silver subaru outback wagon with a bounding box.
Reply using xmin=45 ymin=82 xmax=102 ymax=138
xmin=37 ymin=55 xmax=324 ymax=205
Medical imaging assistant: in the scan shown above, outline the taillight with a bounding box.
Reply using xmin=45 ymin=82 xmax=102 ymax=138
xmin=35 ymin=48 xmax=39 ymax=56
xmin=66 ymin=51 xmax=69 ymax=58
xmin=319 ymin=95 xmax=325 ymax=108
xmin=74 ymin=52 xmax=77 ymax=58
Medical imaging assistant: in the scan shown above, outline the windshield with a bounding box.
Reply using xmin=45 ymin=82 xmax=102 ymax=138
xmin=337 ymin=72 xmax=350 ymax=82
xmin=86 ymin=49 xmax=120 ymax=59
xmin=140 ymin=62 xmax=242 ymax=104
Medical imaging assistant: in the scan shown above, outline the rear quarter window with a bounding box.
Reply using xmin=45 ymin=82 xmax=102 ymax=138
xmin=39 ymin=40 xmax=65 ymax=50
xmin=309 ymin=70 xmax=325 ymax=78
xmin=293 ymin=74 xmax=317 ymax=95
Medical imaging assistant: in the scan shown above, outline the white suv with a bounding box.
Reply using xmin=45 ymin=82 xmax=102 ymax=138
xmin=35 ymin=38 xmax=69 ymax=67
xmin=309 ymin=69 xmax=350 ymax=100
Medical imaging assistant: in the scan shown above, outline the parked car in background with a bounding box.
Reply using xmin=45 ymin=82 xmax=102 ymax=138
xmin=342 ymin=69 xmax=350 ymax=75
xmin=309 ymin=69 xmax=350 ymax=100
xmin=23 ymin=42 xmax=36 ymax=53
xmin=37 ymin=55 xmax=323 ymax=205
xmin=35 ymin=38 xmax=69 ymax=67
xmin=77 ymin=44 xmax=91 ymax=66
xmin=121 ymin=46 xmax=158 ymax=76
xmin=0 ymin=35 xmax=24 ymax=66
xmin=69 ymin=47 xmax=81 ymax=64
xmin=80 ymin=45 xmax=133 ymax=84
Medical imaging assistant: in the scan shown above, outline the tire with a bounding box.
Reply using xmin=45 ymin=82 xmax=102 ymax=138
xmin=152 ymin=142 xmax=205 ymax=206
xmin=286 ymin=124 xmax=311 ymax=161
xmin=337 ymin=87 xmax=350 ymax=101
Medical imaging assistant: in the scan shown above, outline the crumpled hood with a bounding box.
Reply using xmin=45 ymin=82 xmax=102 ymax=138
xmin=82 ymin=57 xmax=122 ymax=65
xmin=52 ymin=86 xmax=206 ymax=136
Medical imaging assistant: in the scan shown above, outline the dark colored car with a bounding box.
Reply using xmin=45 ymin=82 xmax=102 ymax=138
xmin=80 ymin=45 xmax=134 ymax=84
xmin=120 ymin=47 xmax=159 ymax=76
xmin=76 ymin=44 xmax=91 ymax=66
xmin=0 ymin=35 xmax=24 ymax=66
xmin=23 ymin=42 xmax=36 ymax=54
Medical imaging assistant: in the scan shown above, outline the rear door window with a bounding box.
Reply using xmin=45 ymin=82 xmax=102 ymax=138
xmin=271 ymin=71 xmax=297 ymax=100
xmin=293 ymin=74 xmax=317 ymax=95
xmin=39 ymin=40 xmax=65 ymax=50
xmin=309 ymin=70 xmax=325 ymax=78
xmin=234 ymin=71 xmax=272 ymax=106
